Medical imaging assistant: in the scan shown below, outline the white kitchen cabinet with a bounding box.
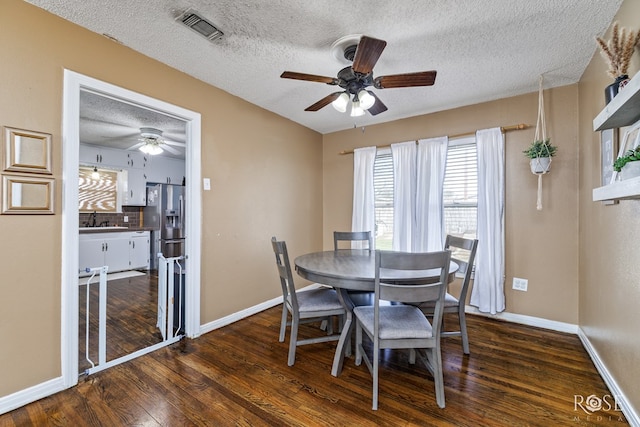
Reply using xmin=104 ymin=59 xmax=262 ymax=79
xmin=78 ymin=238 xmax=106 ymax=275
xmin=146 ymin=156 xmax=185 ymax=185
xmin=123 ymin=168 xmax=147 ymax=206
xmin=79 ymin=144 xmax=129 ymax=168
xmin=129 ymin=232 xmax=150 ymax=270
xmin=79 ymin=233 xmax=130 ymax=276
xmin=125 ymin=151 xmax=147 ymax=170
xmin=79 ymin=231 xmax=150 ymax=276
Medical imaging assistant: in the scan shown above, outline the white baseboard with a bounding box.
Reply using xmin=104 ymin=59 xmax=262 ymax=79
xmin=199 ymin=283 xmax=325 ymax=335
xmin=0 ymin=377 xmax=65 ymax=415
xmin=577 ymin=328 xmax=639 ymax=427
xmin=465 ymin=305 xmax=579 ymax=334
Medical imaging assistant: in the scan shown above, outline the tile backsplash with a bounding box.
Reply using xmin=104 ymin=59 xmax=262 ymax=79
xmin=79 ymin=206 xmax=142 ymax=228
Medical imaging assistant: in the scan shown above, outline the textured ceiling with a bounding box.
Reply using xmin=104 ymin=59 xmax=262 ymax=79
xmin=26 ymin=0 xmax=622 ymax=141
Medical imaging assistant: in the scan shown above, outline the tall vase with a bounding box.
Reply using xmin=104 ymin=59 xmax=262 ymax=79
xmin=605 ymin=74 xmax=629 ymax=104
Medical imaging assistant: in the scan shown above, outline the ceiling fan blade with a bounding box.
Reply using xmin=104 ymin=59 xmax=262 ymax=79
xmin=367 ymin=93 xmax=388 ymax=116
xmin=304 ymin=92 xmax=342 ymax=111
xmin=374 ymin=71 xmax=437 ymax=89
xmin=161 ymin=144 xmax=181 ymax=155
xmin=281 ymin=71 xmax=338 ymax=85
xmin=163 ymin=139 xmax=186 ymax=147
xmin=127 ymin=142 xmax=144 ymax=151
xmin=352 ymin=36 xmax=387 ymax=74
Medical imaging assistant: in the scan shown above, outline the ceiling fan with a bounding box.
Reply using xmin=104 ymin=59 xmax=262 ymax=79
xmin=280 ymin=35 xmax=437 ymax=117
xmin=127 ymin=127 xmax=185 ymax=155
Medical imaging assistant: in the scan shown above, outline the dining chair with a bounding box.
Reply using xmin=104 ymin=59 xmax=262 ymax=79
xmin=354 ymin=249 xmax=451 ymax=409
xmin=416 ymin=235 xmax=478 ymax=354
xmin=271 ymin=237 xmax=346 ymax=366
xmin=333 ymin=231 xmax=374 ymax=251
xmin=333 ymin=231 xmax=375 ymax=307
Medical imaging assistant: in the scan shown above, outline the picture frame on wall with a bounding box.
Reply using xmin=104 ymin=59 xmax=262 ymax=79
xmin=1 ymin=174 xmax=55 ymax=214
xmin=3 ymin=126 xmax=52 ymax=175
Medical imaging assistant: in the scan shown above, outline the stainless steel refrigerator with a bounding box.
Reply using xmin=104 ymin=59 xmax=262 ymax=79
xmin=143 ymin=183 xmax=185 ymax=270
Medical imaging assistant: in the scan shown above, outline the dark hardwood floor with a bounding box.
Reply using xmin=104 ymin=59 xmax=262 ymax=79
xmin=3 ymin=294 xmax=626 ymax=426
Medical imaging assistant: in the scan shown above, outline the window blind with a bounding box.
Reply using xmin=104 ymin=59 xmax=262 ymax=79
xmin=373 ymin=149 xmax=394 ymax=249
xmin=443 ymin=138 xmax=478 ymax=239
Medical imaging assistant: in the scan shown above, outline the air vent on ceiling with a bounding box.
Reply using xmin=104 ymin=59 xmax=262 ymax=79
xmin=176 ymin=8 xmax=224 ymax=42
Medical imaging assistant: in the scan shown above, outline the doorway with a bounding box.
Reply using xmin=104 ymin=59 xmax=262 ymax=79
xmin=62 ymin=70 xmax=202 ymax=388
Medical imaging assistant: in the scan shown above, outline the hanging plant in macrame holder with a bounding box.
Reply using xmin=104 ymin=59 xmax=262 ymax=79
xmin=523 ymin=75 xmax=557 ymax=210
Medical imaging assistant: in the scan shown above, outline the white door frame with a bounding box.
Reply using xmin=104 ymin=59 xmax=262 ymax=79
xmin=61 ymin=70 xmax=202 ymax=388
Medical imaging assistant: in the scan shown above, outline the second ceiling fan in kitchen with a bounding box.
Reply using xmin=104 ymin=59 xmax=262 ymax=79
xmin=127 ymin=127 xmax=185 ymax=155
xmin=280 ymin=35 xmax=437 ymax=117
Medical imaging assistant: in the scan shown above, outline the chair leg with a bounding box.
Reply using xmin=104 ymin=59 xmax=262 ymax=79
xmin=288 ymin=315 xmax=300 ymax=366
xmin=431 ymin=346 xmax=446 ymax=408
xmin=409 ymin=348 xmax=416 ymax=364
xmin=459 ymin=311 xmax=470 ymax=355
xmin=344 ymin=319 xmax=353 ymax=357
xmin=372 ymin=344 xmax=379 ymax=410
xmin=355 ymin=321 xmax=362 ymax=365
xmin=279 ymin=305 xmax=288 ymax=342
xmin=326 ymin=317 xmax=334 ymax=335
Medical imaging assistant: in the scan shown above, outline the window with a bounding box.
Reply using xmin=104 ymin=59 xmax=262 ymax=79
xmin=443 ymin=137 xmax=477 ymax=240
xmin=78 ymin=166 xmax=124 ymax=212
xmin=373 ymin=149 xmax=393 ymax=249
xmin=372 ymin=137 xmax=478 ymax=250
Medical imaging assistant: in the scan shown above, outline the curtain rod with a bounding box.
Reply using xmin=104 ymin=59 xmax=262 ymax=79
xmin=338 ymin=123 xmax=529 ymax=155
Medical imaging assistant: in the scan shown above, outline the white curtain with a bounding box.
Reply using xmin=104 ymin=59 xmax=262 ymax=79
xmin=415 ymin=137 xmax=448 ymax=252
xmin=470 ymin=127 xmax=505 ymax=314
xmin=391 ymin=141 xmax=417 ymax=251
xmin=351 ymin=146 xmax=377 ymax=249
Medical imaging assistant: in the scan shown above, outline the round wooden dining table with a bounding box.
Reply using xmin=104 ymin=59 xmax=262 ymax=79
xmin=294 ymin=249 xmax=458 ymax=377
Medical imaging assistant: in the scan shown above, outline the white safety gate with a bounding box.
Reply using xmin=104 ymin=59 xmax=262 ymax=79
xmin=81 ymin=254 xmax=184 ymax=376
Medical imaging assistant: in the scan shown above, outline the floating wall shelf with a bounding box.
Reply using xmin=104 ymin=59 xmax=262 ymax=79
xmin=593 ymin=70 xmax=640 ymax=131
xmin=593 ymin=176 xmax=640 ymax=201
xmin=592 ymin=70 xmax=640 ymax=201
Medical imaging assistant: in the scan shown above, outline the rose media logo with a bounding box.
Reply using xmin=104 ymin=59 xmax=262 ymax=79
xmin=573 ymin=394 xmax=626 ymax=423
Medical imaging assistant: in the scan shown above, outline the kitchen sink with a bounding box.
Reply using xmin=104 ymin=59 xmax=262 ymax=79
xmin=79 ymin=226 xmax=129 ymax=230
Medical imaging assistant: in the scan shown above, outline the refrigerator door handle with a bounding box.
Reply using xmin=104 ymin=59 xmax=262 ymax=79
xmin=179 ymin=195 xmax=184 ymax=229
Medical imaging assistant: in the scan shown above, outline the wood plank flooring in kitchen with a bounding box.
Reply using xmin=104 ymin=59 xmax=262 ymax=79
xmin=78 ymin=270 xmax=162 ymax=374
xmin=3 ymin=302 xmax=624 ymax=426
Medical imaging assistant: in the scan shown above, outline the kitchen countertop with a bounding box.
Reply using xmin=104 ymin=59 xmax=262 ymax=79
xmin=79 ymin=226 xmax=156 ymax=234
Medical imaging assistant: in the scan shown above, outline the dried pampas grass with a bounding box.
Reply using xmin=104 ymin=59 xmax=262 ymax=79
xmin=596 ymin=22 xmax=640 ymax=79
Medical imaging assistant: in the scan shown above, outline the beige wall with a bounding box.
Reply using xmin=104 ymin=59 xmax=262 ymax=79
xmin=578 ymin=0 xmax=640 ymax=415
xmin=0 ymin=0 xmax=322 ymax=397
xmin=3 ymin=0 xmax=639 ymax=419
xmin=323 ymin=86 xmax=579 ymax=323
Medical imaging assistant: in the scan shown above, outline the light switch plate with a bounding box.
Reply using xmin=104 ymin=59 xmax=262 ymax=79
xmin=203 ymin=178 xmax=211 ymax=191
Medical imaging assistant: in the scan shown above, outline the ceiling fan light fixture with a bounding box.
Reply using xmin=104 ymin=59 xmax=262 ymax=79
xmin=350 ymin=100 xmax=365 ymax=117
xmin=139 ymin=141 xmax=163 ymax=155
xmin=332 ymin=92 xmax=350 ymax=112
xmin=358 ymin=89 xmax=375 ymax=110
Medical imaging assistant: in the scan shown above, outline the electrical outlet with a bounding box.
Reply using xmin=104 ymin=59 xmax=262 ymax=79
xmin=123 ymin=216 xmax=129 ymax=223
xmin=513 ymin=277 xmax=528 ymax=291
